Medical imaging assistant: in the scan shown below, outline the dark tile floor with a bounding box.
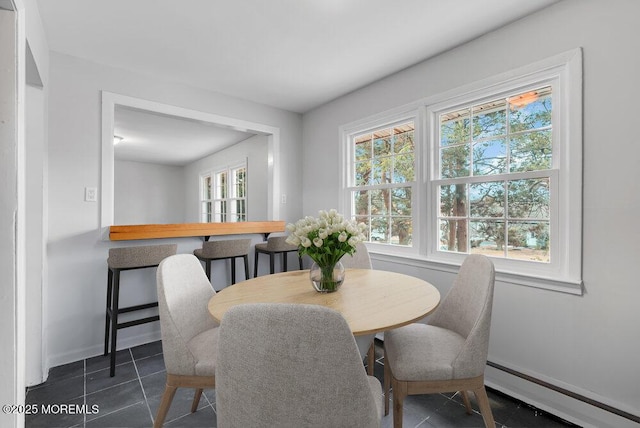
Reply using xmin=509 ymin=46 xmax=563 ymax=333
xmin=26 ymin=340 xmax=579 ymax=428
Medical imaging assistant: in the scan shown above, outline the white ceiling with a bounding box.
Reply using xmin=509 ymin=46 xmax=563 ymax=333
xmin=37 ymin=0 xmax=559 ymax=165
xmin=36 ymin=0 xmax=560 ymax=114
xmin=114 ymin=106 xmax=256 ymax=166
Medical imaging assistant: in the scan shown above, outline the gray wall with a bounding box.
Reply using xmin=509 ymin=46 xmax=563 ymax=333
xmin=301 ymin=1 xmax=640 ymax=426
xmin=46 ymin=52 xmax=303 ymax=369
xmin=114 ymin=160 xmax=186 ymax=224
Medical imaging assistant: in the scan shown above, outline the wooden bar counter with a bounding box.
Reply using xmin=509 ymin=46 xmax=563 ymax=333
xmin=109 ymin=221 xmax=286 ymax=241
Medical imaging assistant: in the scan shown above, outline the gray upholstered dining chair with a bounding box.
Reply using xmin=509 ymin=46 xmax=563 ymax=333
xmin=154 ymin=254 xmax=219 ymax=428
xmin=383 ymin=254 xmax=496 ymax=428
xmin=341 ymin=242 xmax=373 ymax=270
xmin=216 ymin=303 xmax=383 ymax=428
xmin=341 ymin=242 xmax=376 ymax=374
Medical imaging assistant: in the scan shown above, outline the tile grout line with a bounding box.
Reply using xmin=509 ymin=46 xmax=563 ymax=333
xmin=130 ymin=348 xmax=156 ymax=424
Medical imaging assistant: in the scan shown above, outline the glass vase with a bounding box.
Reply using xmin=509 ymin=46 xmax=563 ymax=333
xmin=309 ymin=261 xmax=345 ymax=293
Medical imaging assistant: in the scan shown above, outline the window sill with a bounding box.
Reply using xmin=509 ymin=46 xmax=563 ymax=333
xmin=368 ymin=249 xmax=583 ymax=295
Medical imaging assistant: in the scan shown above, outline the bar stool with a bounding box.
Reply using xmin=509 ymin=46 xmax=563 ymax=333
xmin=254 ymin=235 xmax=302 ymax=277
xmin=104 ymin=244 xmax=177 ymax=377
xmin=194 ymin=239 xmax=251 ymax=286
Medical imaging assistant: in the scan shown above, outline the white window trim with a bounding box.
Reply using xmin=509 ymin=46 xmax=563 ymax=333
xmin=340 ymin=48 xmax=583 ymax=294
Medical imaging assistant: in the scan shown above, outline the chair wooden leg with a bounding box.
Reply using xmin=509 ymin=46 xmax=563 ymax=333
xmin=392 ymin=378 xmax=407 ymax=428
xmin=460 ymin=390 xmax=472 ymax=414
xmin=367 ymin=343 xmax=375 ymax=376
xmin=191 ymin=388 xmax=203 ymax=413
xmin=154 ymin=384 xmax=178 ymax=428
xmin=473 ymin=386 xmax=495 ymax=428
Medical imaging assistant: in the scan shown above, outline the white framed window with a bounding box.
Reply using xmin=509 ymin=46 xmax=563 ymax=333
xmin=341 ymin=49 xmax=582 ymax=293
xmin=201 ymin=161 xmax=247 ymax=222
xmin=341 ymin=111 xmax=421 ymax=257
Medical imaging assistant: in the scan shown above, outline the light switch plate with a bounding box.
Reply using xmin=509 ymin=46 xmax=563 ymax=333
xmin=85 ymin=187 xmax=97 ymax=202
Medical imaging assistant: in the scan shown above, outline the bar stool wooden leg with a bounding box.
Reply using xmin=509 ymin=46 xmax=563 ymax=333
xmin=204 ymin=260 xmax=212 ymax=280
xmin=243 ymin=255 xmax=249 ymax=281
xmin=254 ymin=251 xmax=259 ymax=278
xmin=104 ymin=268 xmax=113 ymax=356
xmin=231 ymin=258 xmax=237 ymax=284
xmin=109 ymin=269 xmax=121 ymax=377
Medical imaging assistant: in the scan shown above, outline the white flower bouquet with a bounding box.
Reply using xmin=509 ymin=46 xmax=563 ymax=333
xmin=286 ymin=209 xmax=367 ymax=291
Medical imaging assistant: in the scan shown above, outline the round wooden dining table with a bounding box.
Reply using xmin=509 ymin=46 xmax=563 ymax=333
xmin=207 ymin=268 xmax=440 ymax=336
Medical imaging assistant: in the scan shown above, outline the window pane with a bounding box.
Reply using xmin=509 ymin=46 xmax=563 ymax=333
xmin=391 ymin=217 xmax=412 ymax=245
xmin=510 ymin=129 xmax=552 ymax=172
xmin=371 ymin=217 xmax=389 ymax=243
xmin=233 ymin=167 xmax=246 ymax=198
xmin=202 ymin=202 xmax=212 ymax=222
xmin=216 ymin=172 xmax=227 ymax=199
xmin=353 ymin=190 xmax=369 ymax=216
xmin=355 ymin=138 xmax=371 ymax=161
xmin=440 ymin=184 xmax=467 ymax=217
xmin=440 ymin=144 xmax=470 ymax=178
xmin=470 ymin=181 xmax=505 ymax=218
xmin=370 ymin=189 xmax=388 ymax=215
xmin=393 ymin=128 xmax=414 ymax=154
xmin=472 ymin=100 xmax=506 ymax=139
xmin=507 ymin=221 xmax=550 ymax=262
xmin=439 ymin=219 xmax=468 ymax=252
xmin=473 ymin=138 xmax=506 ymax=176
xmin=355 ymin=215 xmax=370 ymax=240
xmin=391 ymin=187 xmax=411 ymax=216
xmin=470 ymin=220 xmax=505 ymax=257
xmin=373 ymin=131 xmax=392 ymax=157
xmin=508 ymin=87 xmax=552 ymax=132
xmin=203 ymin=176 xmax=212 ymax=199
xmin=440 ymin=108 xmax=470 ymax=146
xmin=508 ymin=178 xmax=550 ymax=219
xmin=393 ymin=154 xmax=414 ymax=182
xmin=355 ymin=160 xmax=371 ymax=186
xmin=372 ymin=157 xmax=392 ymax=185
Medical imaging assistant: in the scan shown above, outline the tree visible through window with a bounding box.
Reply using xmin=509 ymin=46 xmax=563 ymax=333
xmin=437 ymin=86 xmax=552 ymax=262
xmin=350 ymin=122 xmax=414 ymax=246
xmin=201 ymin=163 xmax=247 ymax=222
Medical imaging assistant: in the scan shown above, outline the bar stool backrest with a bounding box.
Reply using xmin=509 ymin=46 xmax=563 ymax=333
xmin=108 ymin=244 xmax=178 ymax=270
